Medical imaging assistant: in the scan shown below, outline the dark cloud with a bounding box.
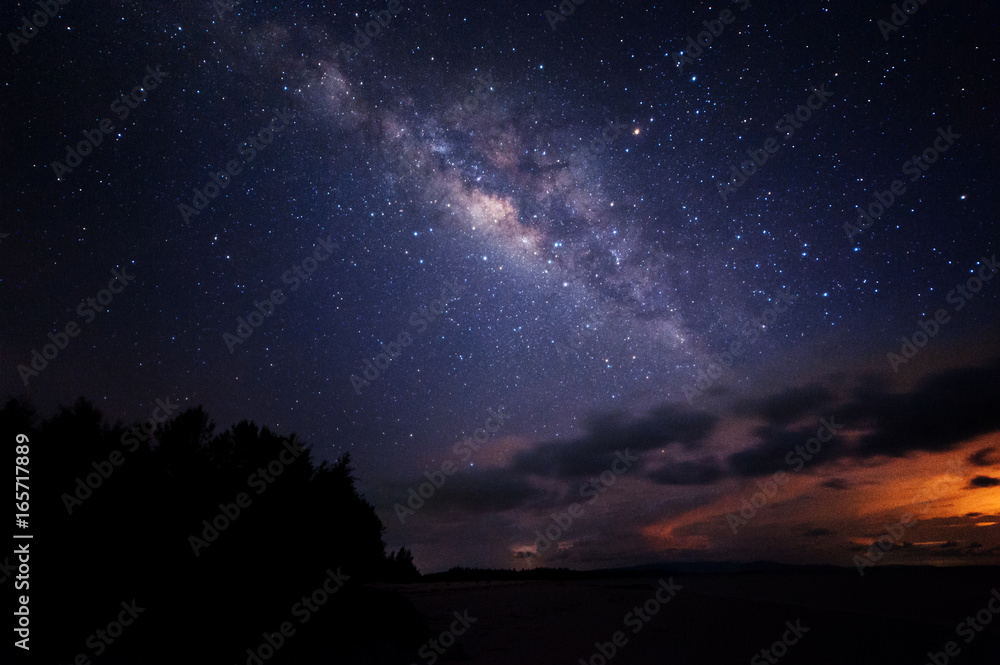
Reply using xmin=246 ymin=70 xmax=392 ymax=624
xmin=968 ymin=476 xmax=1000 ymax=489
xmin=969 ymin=446 xmax=999 ymax=467
xmin=726 ymin=420 xmax=848 ymax=479
xmin=803 ymin=527 xmax=835 ymax=537
xmin=510 ymin=405 xmax=716 ymax=479
xmin=736 ymin=384 xmax=835 ymax=424
xmin=726 ymin=426 xmax=809 ymax=478
xmin=508 ymin=437 xmax=625 ymax=480
xmin=696 ymin=361 xmax=996 ymax=483
xmin=843 ymin=361 xmax=1000 ymax=458
xmin=646 ymin=459 xmax=724 ymax=485
xmin=503 ymin=360 xmax=1000 ymax=489
xmin=404 ymin=468 xmax=547 ymax=514
xmin=925 ymin=542 xmax=991 ymax=558
xmin=727 ymin=360 xmax=1000 ymax=478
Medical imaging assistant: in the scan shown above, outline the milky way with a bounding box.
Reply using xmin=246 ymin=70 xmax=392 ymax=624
xmin=282 ymin=45 xmax=741 ymax=399
xmin=3 ymin=0 xmax=999 ymax=573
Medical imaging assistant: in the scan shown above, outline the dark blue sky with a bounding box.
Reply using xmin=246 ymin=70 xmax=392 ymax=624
xmin=3 ymin=0 xmax=999 ymax=572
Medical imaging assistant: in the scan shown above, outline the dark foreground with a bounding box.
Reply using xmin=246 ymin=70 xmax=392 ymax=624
xmin=9 ymin=567 xmax=999 ymax=664
xmin=383 ymin=568 xmax=1000 ymax=665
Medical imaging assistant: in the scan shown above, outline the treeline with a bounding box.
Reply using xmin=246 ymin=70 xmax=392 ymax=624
xmin=1 ymin=397 xmax=424 ymax=664
xmin=423 ymin=566 xmax=589 ymax=582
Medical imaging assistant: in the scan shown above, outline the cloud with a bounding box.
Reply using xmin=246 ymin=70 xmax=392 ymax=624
xmin=969 ymin=446 xmax=999 ymax=467
xmin=922 ymin=541 xmax=990 ymax=558
xmin=803 ymin=527 xmax=835 ymax=537
xmin=736 ymin=384 xmax=834 ymax=424
xmin=843 ymin=361 xmax=1000 ymax=458
xmin=725 ymin=360 xmax=1000 ymax=478
xmin=726 ymin=422 xmax=845 ymax=478
xmin=396 ymin=468 xmax=548 ymax=515
xmin=501 ymin=360 xmax=1000 ymax=489
xmin=510 ymin=405 xmax=716 ymax=479
xmin=968 ymin=476 xmax=1000 ymax=489
xmin=646 ymin=459 xmax=724 ymax=485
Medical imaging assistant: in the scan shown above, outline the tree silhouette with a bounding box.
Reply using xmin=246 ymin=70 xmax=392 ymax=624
xmin=1 ymin=397 xmax=426 ymax=665
xmin=386 ymin=547 xmax=421 ymax=582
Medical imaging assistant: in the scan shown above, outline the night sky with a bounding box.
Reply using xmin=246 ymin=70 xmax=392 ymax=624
xmin=3 ymin=0 xmax=1000 ymax=573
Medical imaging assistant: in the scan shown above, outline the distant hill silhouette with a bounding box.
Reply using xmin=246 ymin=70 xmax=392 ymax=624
xmin=1 ymin=397 xmax=423 ymax=664
xmin=421 ymin=561 xmax=847 ymax=582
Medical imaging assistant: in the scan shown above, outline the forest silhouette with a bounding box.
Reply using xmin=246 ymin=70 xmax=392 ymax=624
xmin=2 ymin=397 xmax=425 ymax=664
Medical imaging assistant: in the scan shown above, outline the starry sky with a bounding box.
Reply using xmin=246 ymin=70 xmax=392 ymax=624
xmin=3 ymin=0 xmax=1000 ymax=573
